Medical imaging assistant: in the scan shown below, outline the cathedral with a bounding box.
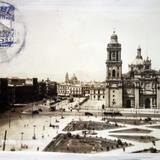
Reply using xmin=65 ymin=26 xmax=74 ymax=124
xmin=105 ymin=32 xmax=160 ymax=109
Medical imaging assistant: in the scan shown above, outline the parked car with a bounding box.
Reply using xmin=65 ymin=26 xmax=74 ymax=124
xmin=85 ymin=112 xmax=93 ymax=116
xmin=103 ymin=111 xmax=122 ymax=116
xmin=32 ymin=110 xmax=39 ymax=114
xmin=50 ymin=106 xmax=56 ymax=112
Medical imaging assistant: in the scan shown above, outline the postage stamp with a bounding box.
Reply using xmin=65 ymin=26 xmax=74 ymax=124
xmin=0 ymin=2 xmax=15 ymax=47
xmin=0 ymin=1 xmax=26 ymax=63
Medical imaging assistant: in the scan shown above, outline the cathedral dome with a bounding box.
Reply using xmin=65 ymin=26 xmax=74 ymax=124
xmin=131 ymin=46 xmax=143 ymax=66
xmin=132 ymin=58 xmax=144 ymax=66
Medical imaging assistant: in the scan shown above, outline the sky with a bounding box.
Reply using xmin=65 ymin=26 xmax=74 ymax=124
xmin=0 ymin=0 xmax=160 ymax=82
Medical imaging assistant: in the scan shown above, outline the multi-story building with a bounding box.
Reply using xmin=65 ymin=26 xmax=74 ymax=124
xmin=0 ymin=77 xmax=57 ymax=112
xmin=0 ymin=78 xmax=8 ymax=111
xmin=8 ymin=78 xmax=39 ymax=104
xmin=105 ymin=31 xmax=160 ymax=109
xmin=57 ymin=73 xmax=82 ymax=97
xmin=90 ymin=82 xmax=105 ymax=100
xmin=58 ymin=74 xmax=105 ymax=99
xmin=57 ymin=83 xmax=82 ymax=97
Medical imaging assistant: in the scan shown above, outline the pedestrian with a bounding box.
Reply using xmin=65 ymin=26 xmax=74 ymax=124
xmin=67 ymin=143 xmax=69 ymax=151
xmin=123 ymin=146 xmax=125 ymax=152
xmin=152 ymin=140 xmax=156 ymax=146
xmin=43 ymin=125 xmax=45 ymax=130
xmin=37 ymin=147 xmax=39 ymax=151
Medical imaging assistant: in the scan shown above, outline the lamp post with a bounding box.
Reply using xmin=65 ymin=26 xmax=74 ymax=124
xmin=21 ymin=132 xmax=24 ymax=148
xmin=60 ymin=103 xmax=64 ymax=119
xmin=102 ymin=104 xmax=105 ymax=120
xmin=8 ymin=84 xmax=16 ymax=128
xmin=32 ymin=125 xmax=36 ymax=140
xmin=8 ymin=109 xmax=11 ymax=128
xmin=154 ymin=105 xmax=156 ymax=119
xmin=77 ymin=97 xmax=80 ymax=120
xmin=49 ymin=116 xmax=52 ymax=127
xmin=135 ymin=105 xmax=138 ymax=125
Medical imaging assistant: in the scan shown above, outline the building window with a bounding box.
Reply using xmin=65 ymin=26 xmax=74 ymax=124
xmin=112 ymin=52 xmax=116 ymax=61
xmin=116 ymin=52 xmax=118 ymax=61
xmin=108 ymin=72 xmax=111 ymax=78
xmin=112 ymin=99 xmax=116 ymax=105
xmin=117 ymin=72 xmax=119 ymax=78
xmin=112 ymin=69 xmax=116 ymax=78
xmin=145 ymin=65 xmax=149 ymax=69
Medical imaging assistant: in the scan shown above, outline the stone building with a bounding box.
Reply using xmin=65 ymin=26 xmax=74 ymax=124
xmin=58 ymin=74 xmax=82 ymax=97
xmin=90 ymin=82 xmax=105 ymax=100
xmin=57 ymin=83 xmax=82 ymax=97
xmin=105 ymin=32 xmax=160 ymax=109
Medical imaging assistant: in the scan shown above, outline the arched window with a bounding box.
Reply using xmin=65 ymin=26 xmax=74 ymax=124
xmin=112 ymin=69 xmax=116 ymax=78
xmin=145 ymin=98 xmax=150 ymax=109
xmin=112 ymin=52 xmax=116 ymax=61
xmin=126 ymin=100 xmax=131 ymax=108
xmin=108 ymin=72 xmax=111 ymax=78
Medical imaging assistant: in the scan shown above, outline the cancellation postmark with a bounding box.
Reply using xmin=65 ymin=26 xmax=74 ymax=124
xmin=0 ymin=1 xmax=26 ymax=63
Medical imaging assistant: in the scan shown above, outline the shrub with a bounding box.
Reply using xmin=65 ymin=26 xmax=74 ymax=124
xmin=117 ymin=139 xmax=123 ymax=145
xmin=150 ymin=147 xmax=157 ymax=153
xmin=76 ymin=134 xmax=80 ymax=139
xmin=67 ymin=132 xmax=72 ymax=138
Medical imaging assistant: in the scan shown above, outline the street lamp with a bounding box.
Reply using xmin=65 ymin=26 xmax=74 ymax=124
xmin=32 ymin=125 xmax=36 ymax=140
xmin=49 ymin=116 xmax=52 ymax=127
xmin=135 ymin=105 xmax=138 ymax=125
xmin=154 ymin=105 xmax=156 ymax=119
xmin=78 ymin=98 xmax=81 ymax=120
xmin=21 ymin=132 xmax=24 ymax=148
xmin=8 ymin=109 xmax=11 ymax=128
xmin=8 ymin=85 xmax=16 ymax=128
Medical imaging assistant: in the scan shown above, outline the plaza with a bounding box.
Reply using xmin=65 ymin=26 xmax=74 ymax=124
xmin=0 ymin=98 xmax=160 ymax=155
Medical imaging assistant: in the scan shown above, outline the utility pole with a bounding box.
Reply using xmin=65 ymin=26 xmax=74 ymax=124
xmin=2 ymin=130 xmax=7 ymax=151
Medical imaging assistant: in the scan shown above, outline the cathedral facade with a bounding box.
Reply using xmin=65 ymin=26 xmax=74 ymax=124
xmin=105 ymin=32 xmax=160 ymax=109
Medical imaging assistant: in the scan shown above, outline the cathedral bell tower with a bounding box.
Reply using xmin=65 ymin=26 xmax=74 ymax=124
xmin=105 ymin=31 xmax=123 ymax=108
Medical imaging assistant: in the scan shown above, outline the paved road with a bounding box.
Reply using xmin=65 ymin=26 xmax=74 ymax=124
xmin=21 ymin=109 xmax=160 ymax=119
